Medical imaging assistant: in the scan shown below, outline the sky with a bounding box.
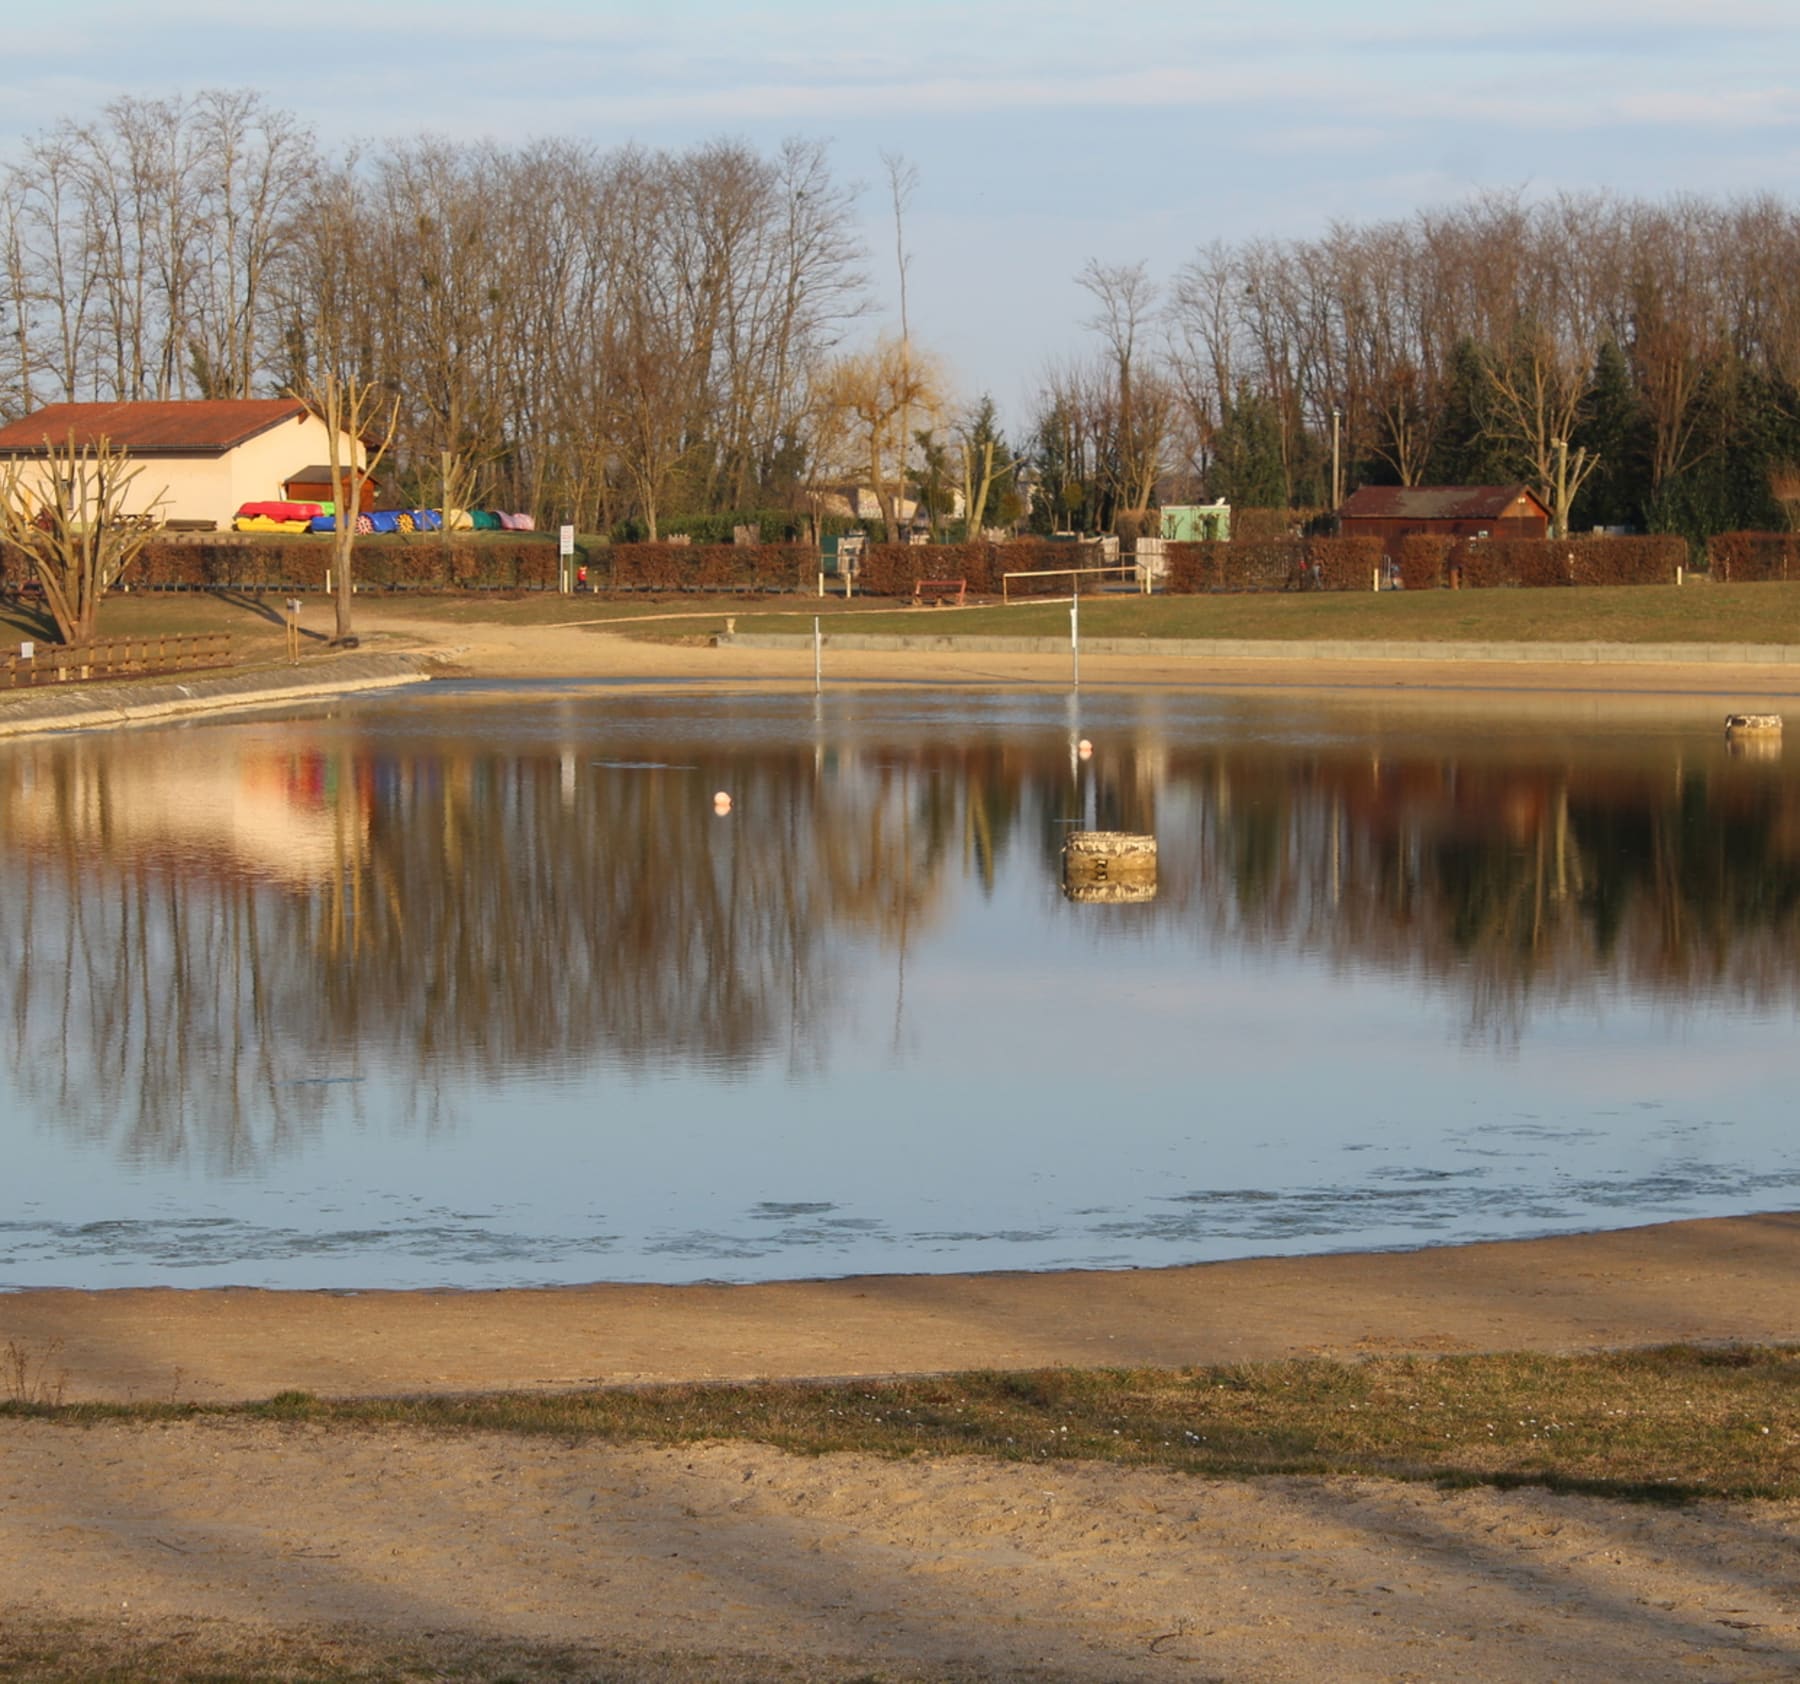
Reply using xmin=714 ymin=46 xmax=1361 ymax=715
xmin=3 ymin=0 xmax=1797 ymax=430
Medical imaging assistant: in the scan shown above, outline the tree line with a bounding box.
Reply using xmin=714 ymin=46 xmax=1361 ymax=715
xmin=3 ymin=91 xmax=1799 ymax=546
xmin=1051 ymin=194 xmax=1800 ymax=545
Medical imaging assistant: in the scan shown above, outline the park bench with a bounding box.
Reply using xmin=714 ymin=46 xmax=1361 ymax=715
xmin=913 ymin=577 xmax=966 ymax=607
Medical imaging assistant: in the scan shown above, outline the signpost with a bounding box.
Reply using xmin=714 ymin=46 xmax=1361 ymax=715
xmin=559 ymin=524 xmax=575 ymax=594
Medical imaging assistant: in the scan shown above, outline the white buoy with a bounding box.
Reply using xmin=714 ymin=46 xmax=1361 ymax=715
xmin=713 ymin=791 xmax=732 ymax=814
xmin=1077 ymin=738 xmax=1093 ymax=759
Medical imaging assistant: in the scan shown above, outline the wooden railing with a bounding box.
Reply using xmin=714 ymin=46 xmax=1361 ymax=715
xmin=3 ymin=631 xmax=233 ymax=688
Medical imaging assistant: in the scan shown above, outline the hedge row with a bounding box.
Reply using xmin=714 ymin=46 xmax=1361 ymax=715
xmin=604 ymin=542 xmax=815 ymax=591
xmin=853 ymin=540 xmax=1113 ymax=597
xmin=0 ymin=536 xmax=826 ymax=595
xmin=1707 ymin=532 xmax=1800 ymax=581
xmin=0 ymin=535 xmax=567 ymax=593
xmin=1163 ymin=537 xmax=1384 ymax=592
xmin=1160 ymin=534 xmax=1685 ymax=593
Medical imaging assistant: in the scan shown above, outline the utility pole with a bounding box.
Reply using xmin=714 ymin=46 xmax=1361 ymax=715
xmin=1331 ymin=406 xmax=1343 ymax=515
xmin=1553 ymin=437 xmax=1568 ymax=540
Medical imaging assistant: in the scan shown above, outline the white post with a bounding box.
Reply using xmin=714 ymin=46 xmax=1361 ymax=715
xmin=817 ymin=570 xmax=824 ymax=597
xmin=814 ymin=616 xmax=822 ymax=693
xmin=1677 ymin=564 xmax=1684 ymax=587
xmin=1070 ymin=589 xmax=1080 ymax=689
xmin=1373 ymin=566 xmax=1380 ymax=592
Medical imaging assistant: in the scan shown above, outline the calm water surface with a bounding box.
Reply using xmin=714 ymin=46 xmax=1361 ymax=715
xmin=3 ymin=684 xmax=1797 ymax=1289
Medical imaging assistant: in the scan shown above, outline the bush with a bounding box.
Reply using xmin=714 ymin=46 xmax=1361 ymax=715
xmin=1446 ymin=535 xmax=1686 ymax=589
xmin=608 ymin=541 xmax=815 ymax=592
xmin=1306 ymin=536 xmax=1384 ymax=591
xmin=1162 ymin=539 xmax=1305 ymax=593
xmin=116 ymin=533 xmax=565 ymax=592
xmin=849 ymin=539 xmax=1111 ymax=598
xmin=1164 ymin=541 xmax=1219 ymax=594
xmin=994 ymin=539 xmax=1108 ymax=597
xmin=1707 ymin=532 xmax=1800 ymax=582
xmin=1397 ymin=534 xmax=1453 ymax=591
xmin=1567 ymin=535 xmax=1685 ymax=586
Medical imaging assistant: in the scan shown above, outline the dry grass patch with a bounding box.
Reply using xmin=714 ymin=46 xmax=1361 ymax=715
xmin=9 ymin=1345 xmax=1794 ymax=1504
xmin=0 ymin=1614 xmax=861 ymax=1684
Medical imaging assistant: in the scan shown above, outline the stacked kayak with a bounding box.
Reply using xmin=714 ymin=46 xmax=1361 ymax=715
xmin=308 ymin=509 xmax=443 ymax=533
xmin=235 ymin=500 xmax=534 ymax=535
xmin=234 ymin=499 xmax=327 ymax=533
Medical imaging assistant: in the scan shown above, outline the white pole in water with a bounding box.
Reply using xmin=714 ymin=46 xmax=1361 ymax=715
xmin=1070 ymin=587 xmax=1080 ymax=688
xmin=814 ymin=616 xmax=822 ymax=693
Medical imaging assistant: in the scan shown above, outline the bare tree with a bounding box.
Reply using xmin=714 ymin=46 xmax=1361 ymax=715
xmin=819 ymin=337 xmax=944 ymax=539
xmin=1077 ymin=259 xmax=1172 ymax=521
xmin=0 ymin=431 xmax=165 ymax=642
xmin=294 ymin=371 xmax=399 ymax=645
xmin=883 ymin=152 xmax=920 ymax=534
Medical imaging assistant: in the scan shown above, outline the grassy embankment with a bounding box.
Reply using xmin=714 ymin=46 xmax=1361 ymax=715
xmin=10 ymin=580 xmax=1800 ymax=665
xmin=5 ymin=1342 xmax=1796 ymax=1504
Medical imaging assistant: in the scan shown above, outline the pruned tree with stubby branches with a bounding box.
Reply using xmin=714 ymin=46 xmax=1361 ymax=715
xmin=294 ymin=371 xmax=400 ymax=645
xmin=0 ymin=431 xmax=165 ymax=644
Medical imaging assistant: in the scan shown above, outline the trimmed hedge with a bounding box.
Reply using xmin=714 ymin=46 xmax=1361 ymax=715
xmin=104 ymin=534 xmax=561 ymax=592
xmin=1308 ymin=536 xmax=1385 ymax=591
xmin=1159 ymin=533 xmax=1681 ymax=592
xmin=1398 ymin=534 xmax=1453 ymax=592
xmin=1163 ymin=539 xmax=1303 ymax=592
xmin=849 ymin=540 xmax=1115 ymax=598
xmin=1708 ymin=532 xmax=1800 ymax=582
xmin=604 ymin=542 xmax=815 ymax=592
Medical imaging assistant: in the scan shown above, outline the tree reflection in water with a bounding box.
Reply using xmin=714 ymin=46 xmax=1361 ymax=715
xmin=4 ymin=703 xmax=1799 ymax=1169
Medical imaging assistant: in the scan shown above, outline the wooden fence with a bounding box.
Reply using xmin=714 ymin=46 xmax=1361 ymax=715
xmin=3 ymin=631 xmax=233 ymax=688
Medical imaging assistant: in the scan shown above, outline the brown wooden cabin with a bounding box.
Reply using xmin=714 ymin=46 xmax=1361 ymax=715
xmin=283 ymin=465 xmax=379 ymax=511
xmin=1338 ymin=484 xmax=1549 ymax=549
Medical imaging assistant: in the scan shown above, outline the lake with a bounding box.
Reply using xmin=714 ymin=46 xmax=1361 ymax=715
xmin=3 ymin=683 xmax=1797 ymax=1289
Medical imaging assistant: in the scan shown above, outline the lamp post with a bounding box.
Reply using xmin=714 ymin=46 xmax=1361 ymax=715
xmin=1331 ymin=406 xmax=1343 ymax=514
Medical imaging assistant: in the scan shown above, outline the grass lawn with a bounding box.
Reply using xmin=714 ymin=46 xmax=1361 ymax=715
xmin=8 ymin=581 xmax=1800 ymax=661
xmin=744 ymin=581 xmax=1800 ymax=645
xmin=7 ymin=1344 xmax=1797 ymax=1504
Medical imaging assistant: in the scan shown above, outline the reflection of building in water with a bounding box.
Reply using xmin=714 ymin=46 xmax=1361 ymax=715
xmin=2 ymin=740 xmax=368 ymax=885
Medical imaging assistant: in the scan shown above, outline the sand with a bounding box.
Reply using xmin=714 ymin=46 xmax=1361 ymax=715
xmin=358 ymin=602 xmax=1800 ymax=719
xmin=5 ymin=616 xmax=1799 ymax=1680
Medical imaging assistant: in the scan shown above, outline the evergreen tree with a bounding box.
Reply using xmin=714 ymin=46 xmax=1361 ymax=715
xmin=1572 ymin=339 xmax=1647 ymax=531
xmin=1206 ymin=386 xmax=1287 ymax=507
xmin=1425 ymin=339 xmax=1514 ymax=485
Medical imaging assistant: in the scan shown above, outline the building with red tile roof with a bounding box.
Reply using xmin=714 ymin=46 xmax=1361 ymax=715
xmin=0 ymin=399 xmax=367 ymax=530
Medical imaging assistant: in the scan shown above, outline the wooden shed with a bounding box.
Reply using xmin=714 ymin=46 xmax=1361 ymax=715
xmin=282 ymin=465 xmax=380 ymax=511
xmin=1338 ymin=484 xmax=1549 ymax=547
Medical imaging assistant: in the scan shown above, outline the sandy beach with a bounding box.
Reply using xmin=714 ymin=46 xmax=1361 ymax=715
xmin=5 ymin=616 xmax=1799 ymax=1681
xmin=363 ymin=601 xmax=1800 ymax=715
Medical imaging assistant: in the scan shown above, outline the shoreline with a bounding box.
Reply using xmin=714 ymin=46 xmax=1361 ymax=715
xmin=6 ymin=609 xmax=1800 ymax=735
xmin=5 ymin=1212 xmax=1795 ymax=1404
